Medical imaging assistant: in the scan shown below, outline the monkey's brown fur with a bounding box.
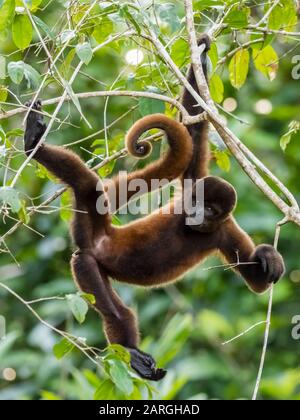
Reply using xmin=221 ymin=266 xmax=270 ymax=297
xmin=24 ymin=35 xmax=285 ymax=381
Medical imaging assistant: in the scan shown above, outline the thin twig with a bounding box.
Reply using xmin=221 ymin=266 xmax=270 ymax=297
xmin=252 ymin=217 xmax=288 ymax=400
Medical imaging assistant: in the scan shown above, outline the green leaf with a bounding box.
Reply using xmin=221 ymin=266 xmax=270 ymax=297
xmin=23 ymin=63 xmax=41 ymax=89
xmin=6 ymin=128 xmax=24 ymax=137
xmin=94 ymin=380 xmax=116 ymax=400
xmin=53 ymin=338 xmax=75 ymax=360
xmin=268 ymin=0 xmax=297 ymax=32
xmin=93 ymin=16 xmax=113 ymax=44
xmin=208 ymin=43 xmax=218 ymax=70
xmin=108 ymin=344 xmax=131 ymax=364
xmin=209 ymin=74 xmax=224 ymax=103
xmin=18 ymin=200 xmax=30 ymax=224
xmin=280 ymin=120 xmax=300 ymax=151
xmin=40 ymin=390 xmax=62 ymax=401
xmin=109 ymin=360 xmax=134 ymax=396
xmin=0 ymin=56 xmax=6 ymax=79
xmin=76 ymin=42 xmax=93 ymax=65
xmin=213 ymin=150 xmax=231 ymax=172
xmin=119 ymin=4 xmax=141 ymax=34
xmin=12 ymin=14 xmax=33 ymax=50
xmin=60 ymin=29 xmax=75 ymax=44
xmin=8 ymin=61 xmax=24 ymax=84
xmin=67 ymin=293 xmax=89 ymax=324
xmin=139 ymin=87 xmax=165 ymax=116
xmin=60 ymin=190 xmax=72 ymax=222
xmin=0 ymin=0 xmax=15 ymax=32
xmin=252 ymin=46 xmax=279 ymax=81
xmin=170 ymin=38 xmax=189 ymax=68
xmin=0 ymin=86 xmax=8 ymax=102
xmin=80 ymin=292 xmax=96 ymax=305
xmin=33 ymin=15 xmax=55 ymax=40
xmin=157 ymin=3 xmax=181 ymax=31
xmin=224 ymin=5 xmax=250 ymax=29
xmin=229 ymin=49 xmax=249 ymax=89
xmin=59 ymin=48 xmax=76 ymax=79
xmin=194 ymin=0 xmax=224 ymax=10
xmin=98 ymin=159 xmax=116 ymax=178
xmin=0 ymin=186 xmax=21 ymax=213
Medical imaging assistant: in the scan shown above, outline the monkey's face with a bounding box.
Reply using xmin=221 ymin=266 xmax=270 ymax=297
xmin=188 ymin=176 xmax=237 ymax=233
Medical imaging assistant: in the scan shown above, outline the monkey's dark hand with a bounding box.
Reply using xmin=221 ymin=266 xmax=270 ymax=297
xmin=252 ymin=244 xmax=285 ymax=284
xmin=24 ymin=100 xmax=47 ymax=155
xmin=127 ymin=348 xmax=167 ymax=381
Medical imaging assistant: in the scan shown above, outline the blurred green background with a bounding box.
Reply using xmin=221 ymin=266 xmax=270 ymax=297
xmin=0 ymin=0 xmax=300 ymax=400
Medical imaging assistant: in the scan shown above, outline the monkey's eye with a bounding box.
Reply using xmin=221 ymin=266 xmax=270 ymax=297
xmin=204 ymin=205 xmax=217 ymax=218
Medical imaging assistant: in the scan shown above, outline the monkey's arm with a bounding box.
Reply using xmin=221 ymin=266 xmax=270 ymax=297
xmin=219 ymin=218 xmax=285 ymax=294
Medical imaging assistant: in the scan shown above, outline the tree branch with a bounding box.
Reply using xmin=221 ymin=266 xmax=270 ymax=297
xmin=141 ymin=3 xmax=300 ymax=226
xmin=0 ymin=90 xmax=205 ymax=125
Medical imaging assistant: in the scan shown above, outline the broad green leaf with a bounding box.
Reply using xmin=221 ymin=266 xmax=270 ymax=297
xmin=209 ymin=74 xmax=224 ymax=103
xmin=108 ymin=344 xmax=131 ymax=364
xmin=94 ymin=380 xmax=116 ymax=400
xmin=23 ymin=63 xmax=41 ymax=89
xmin=15 ymin=0 xmax=41 ymax=9
xmin=0 ymin=125 xmax=5 ymax=142
xmin=93 ymin=16 xmax=113 ymax=44
xmin=109 ymin=360 xmax=134 ymax=396
xmin=6 ymin=128 xmax=24 ymax=137
xmin=208 ymin=42 xmax=218 ymax=70
xmin=12 ymin=14 xmax=33 ymax=50
xmin=280 ymin=121 xmax=300 ymax=151
xmin=154 ymin=313 xmax=192 ymax=366
xmin=119 ymin=4 xmax=141 ymax=34
xmin=139 ymin=87 xmax=165 ymax=116
xmin=60 ymin=29 xmax=75 ymax=44
xmin=252 ymin=45 xmax=279 ymax=81
xmin=59 ymin=48 xmax=76 ymax=79
xmin=229 ymin=49 xmax=250 ymax=89
xmin=53 ymin=338 xmax=75 ymax=360
xmin=268 ymin=0 xmax=297 ymax=32
xmin=18 ymin=200 xmax=30 ymax=224
xmin=76 ymin=42 xmax=93 ymax=65
xmin=80 ymin=292 xmax=96 ymax=305
xmin=213 ymin=150 xmax=231 ymax=172
xmin=157 ymin=3 xmax=181 ymax=31
xmin=33 ymin=15 xmax=55 ymax=40
xmin=224 ymin=5 xmax=250 ymax=29
xmin=8 ymin=60 xmax=24 ymax=84
xmin=0 ymin=0 xmax=15 ymax=32
xmin=60 ymin=190 xmax=72 ymax=222
xmin=98 ymin=159 xmax=116 ymax=178
xmin=64 ymin=83 xmax=85 ymax=123
xmin=67 ymin=293 xmax=89 ymax=324
xmin=35 ymin=163 xmax=56 ymax=181
xmin=194 ymin=0 xmax=224 ymax=10
xmin=0 ymin=186 xmax=21 ymax=213
xmin=170 ymin=38 xmax=189 ymax=68
xmin=0 ymin=56 xmax=6 ymax=79
xmin=0 ymin=86 xmax=8 ymax=102
xmin=40 ymin=390 xmax=62 ymax=401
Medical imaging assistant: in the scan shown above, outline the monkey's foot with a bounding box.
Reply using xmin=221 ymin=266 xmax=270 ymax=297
xmin=24 ymin=99 xmax=47 ymax=155
xmin=128 ymin=348 xmax=167 ymax=381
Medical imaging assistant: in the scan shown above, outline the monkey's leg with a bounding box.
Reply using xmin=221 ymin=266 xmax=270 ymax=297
xmin=24 ymin=100 xmax=100 ymax=195
xmin=71 ymin=252 xmax=166 ymax=381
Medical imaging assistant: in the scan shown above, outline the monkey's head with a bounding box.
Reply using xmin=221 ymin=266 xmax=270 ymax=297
xmin=188 ymin=176 xmax=237 ymax=233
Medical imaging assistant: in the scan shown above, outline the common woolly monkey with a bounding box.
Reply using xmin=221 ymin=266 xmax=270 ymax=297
xmin=23 ymin=35 xmax=285 ymax=381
